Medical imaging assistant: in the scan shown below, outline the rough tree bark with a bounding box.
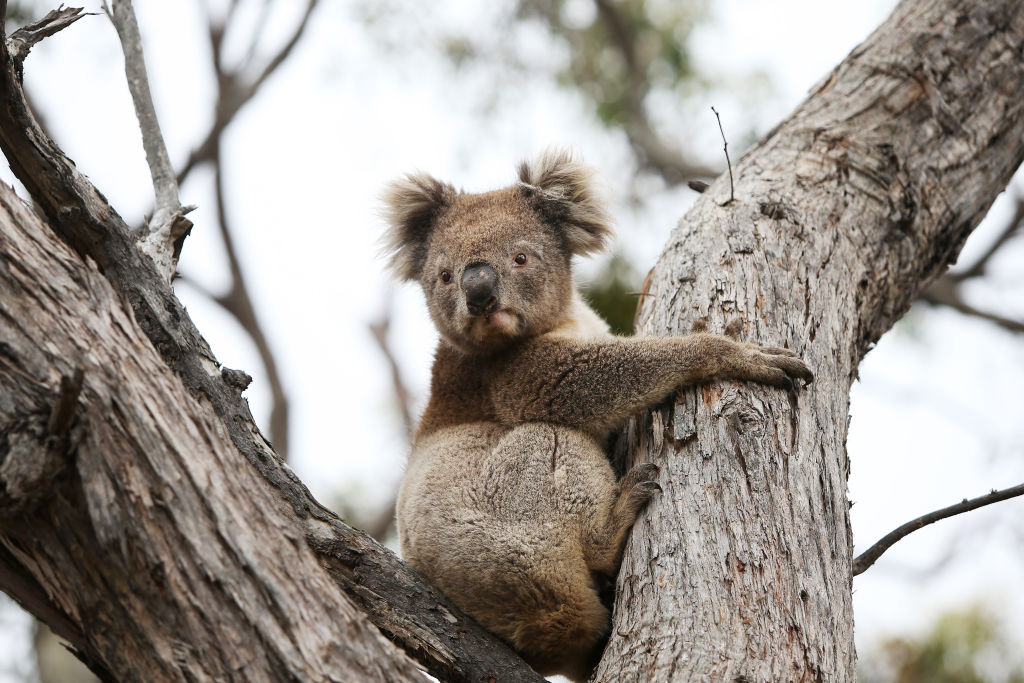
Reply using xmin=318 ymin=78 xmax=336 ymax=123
xmin=0 ymin=1 xmax=1021 ymax=682
xmin=597 ymin=0 xmax=1024 ymax=681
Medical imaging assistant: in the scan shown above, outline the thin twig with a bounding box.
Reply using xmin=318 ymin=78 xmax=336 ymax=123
xmin=211 ymin=141 xmax=290 ymax=458
xmin=711 ymin=106 xmax=734 ymax=204
xmin=105 ymin=0 xmax=194 ymax=281
xmin=852 ymin=482 xmax=1024 ymax=576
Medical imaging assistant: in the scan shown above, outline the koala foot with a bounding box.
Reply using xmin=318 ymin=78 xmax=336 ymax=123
xmin=618 ymin=462 xmax=660 ymax=490
xmin=585 ymin=462 xmax=662 ymax=577
xmin=615 ymin=462 xmax=662 ymax=520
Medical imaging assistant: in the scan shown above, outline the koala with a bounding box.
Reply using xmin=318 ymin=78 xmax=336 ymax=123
xmin=383 ymin=149 xmax=812 ymax=682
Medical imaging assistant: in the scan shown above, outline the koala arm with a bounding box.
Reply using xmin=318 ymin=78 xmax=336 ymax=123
xmin=490 ymin=333 xmax=812 ymax=435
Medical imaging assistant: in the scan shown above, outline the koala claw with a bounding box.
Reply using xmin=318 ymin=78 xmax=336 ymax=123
xmin=619 ymin=462 xmax=661 ymax=490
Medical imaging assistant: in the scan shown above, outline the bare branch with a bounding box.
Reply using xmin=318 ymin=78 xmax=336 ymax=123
xmin=590 ymin=0 xmax=717 ymax=183
xmin=365 ymin=299 xmax=417 ymax=540
xmin=104 ymin=0 xmax=193 ymax=281
xmin=919 ymin=277 xmax=1024 ymax=335
xmin=5 ymin=6 xmax=90 ymax=66
xmin=178 ymin=0 xmax=321 ymax=185
xmin=516 ymin=0 xmax=715 ymax=184
xmin=852 ymin=483 xmax=1024 ymax=576
xmin=210 ymin=142 xmax=291 ymax=457
xmin=369 ymin=303 xmax=416 ymax=441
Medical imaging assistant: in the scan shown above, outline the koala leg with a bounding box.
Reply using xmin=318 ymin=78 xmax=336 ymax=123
xmin=508 ymin=560 xmax=610 ymax=682
xmin=584 ymin=462 xmax=661 ymax=576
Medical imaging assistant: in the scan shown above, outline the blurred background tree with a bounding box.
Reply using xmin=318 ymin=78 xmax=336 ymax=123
xmin=860 ymin=604 xmax=1024 ymax=683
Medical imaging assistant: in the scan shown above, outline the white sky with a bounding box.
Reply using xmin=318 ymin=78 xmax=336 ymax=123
xmin=2 ymin=0 xmax=1023 ymax=678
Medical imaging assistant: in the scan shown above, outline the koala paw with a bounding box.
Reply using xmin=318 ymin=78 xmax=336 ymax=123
xmin=739 ymin=342 xmax=814 ymax=389
xmin=617 ymin=462 xmax=662 ymax=518
xmin=619 ymin=462 xmax=660 ymax=490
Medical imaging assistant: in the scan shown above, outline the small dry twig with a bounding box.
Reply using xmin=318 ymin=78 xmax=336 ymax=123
xmin=852 ymin=482 xmax=1024 ymax=576
xmin=711 ymin=106 xmax=734 ymax=205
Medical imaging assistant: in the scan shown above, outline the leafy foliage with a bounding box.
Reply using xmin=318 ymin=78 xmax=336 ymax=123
xmin=860 ymin=605 xmax=1024 ymax=683
xmin=581 ymin=253 xmax=641 ymax=335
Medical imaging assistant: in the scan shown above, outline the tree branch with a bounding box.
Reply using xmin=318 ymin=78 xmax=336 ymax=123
xmin=517 ymin=0 xmax=716 ymax=184
xmin=852 ymin=483 xmax=1024 ymax=576
xmin=919 ymin=276 xmax=1024 ymax=335
xmin=590 ymin=0 xmax=717 ymax=184
xmin=178 ymin=0 xmax=320 ymax=185
xmin=104 ymin=0 xmax=193 ymax=281
xmin=165 ymin=0 xmax=324 ymax=456
xmin=365 ymin=299 xmax=416 ymax=540
xmin=210 ymin=140 xmax=291 ymax=457
xmin=5 ymin=6 xmax=89 ymax=66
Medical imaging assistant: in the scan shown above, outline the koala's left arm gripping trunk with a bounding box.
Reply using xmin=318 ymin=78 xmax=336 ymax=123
xmin=491 ymin=333 xmax=791 ymax=435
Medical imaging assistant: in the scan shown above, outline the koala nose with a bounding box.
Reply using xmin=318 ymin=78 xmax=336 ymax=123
xmin=462 ymin=262 xmax=498 ymax=316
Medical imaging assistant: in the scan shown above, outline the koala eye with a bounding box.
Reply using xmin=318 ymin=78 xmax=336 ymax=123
xmin=513 ymin=253 xmax=527 ymax=266
xmin=440 ymin=270 xmax=452 ymax=283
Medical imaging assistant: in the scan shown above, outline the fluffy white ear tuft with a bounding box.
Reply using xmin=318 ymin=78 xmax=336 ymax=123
xmin=517 ymin=148 xmax=614 ymax=256
xmin=380 ymin=173 xmax=456 ymax=281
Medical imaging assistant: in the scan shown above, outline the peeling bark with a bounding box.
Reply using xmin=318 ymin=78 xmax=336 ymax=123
xmin=598 ymin=0 xmax=1024 ymax=680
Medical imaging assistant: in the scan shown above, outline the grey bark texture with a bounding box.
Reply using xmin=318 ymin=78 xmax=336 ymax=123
xmin=597 ymin=0 xmax=1024 ymax=681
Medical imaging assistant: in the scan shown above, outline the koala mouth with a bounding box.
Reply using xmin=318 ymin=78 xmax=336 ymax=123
xmin=485 ymin=310 xmax=517 ymax=333
xmin=463 ymin=308 xmax=520 ymax=340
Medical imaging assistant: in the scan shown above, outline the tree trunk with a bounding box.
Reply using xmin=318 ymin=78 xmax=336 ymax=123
xmin=597 ymin=0 xmax=1024 ymax=680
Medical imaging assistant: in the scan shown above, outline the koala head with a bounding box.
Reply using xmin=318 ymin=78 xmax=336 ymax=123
xmin=382 ymin=149 xmax=614 ymax=354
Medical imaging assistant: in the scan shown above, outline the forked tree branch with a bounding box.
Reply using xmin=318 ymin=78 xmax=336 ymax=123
xmin=165 ymin=0 xmax=322 ymax=456
xmin=852 ymin=482 xmax=1024 ymax=576
xmin=104 ymin=0 xmax=194 ymax=281
xmin=178 ymin=0 xmax=320 ymax=184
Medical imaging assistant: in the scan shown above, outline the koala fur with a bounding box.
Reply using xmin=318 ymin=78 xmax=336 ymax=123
xmin=383 ymin=149 xmax=813 ymax=681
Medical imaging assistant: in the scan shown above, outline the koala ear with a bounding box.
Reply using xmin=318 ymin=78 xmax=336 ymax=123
xmin=517 ymin=148 xmax=614 ymax=256
xmin=381 ymin=172 xmax=457 ymax=281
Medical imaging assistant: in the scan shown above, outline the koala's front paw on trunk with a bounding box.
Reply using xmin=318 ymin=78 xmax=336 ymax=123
xmin=735 ymin=342 xmax=814 ymax=389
